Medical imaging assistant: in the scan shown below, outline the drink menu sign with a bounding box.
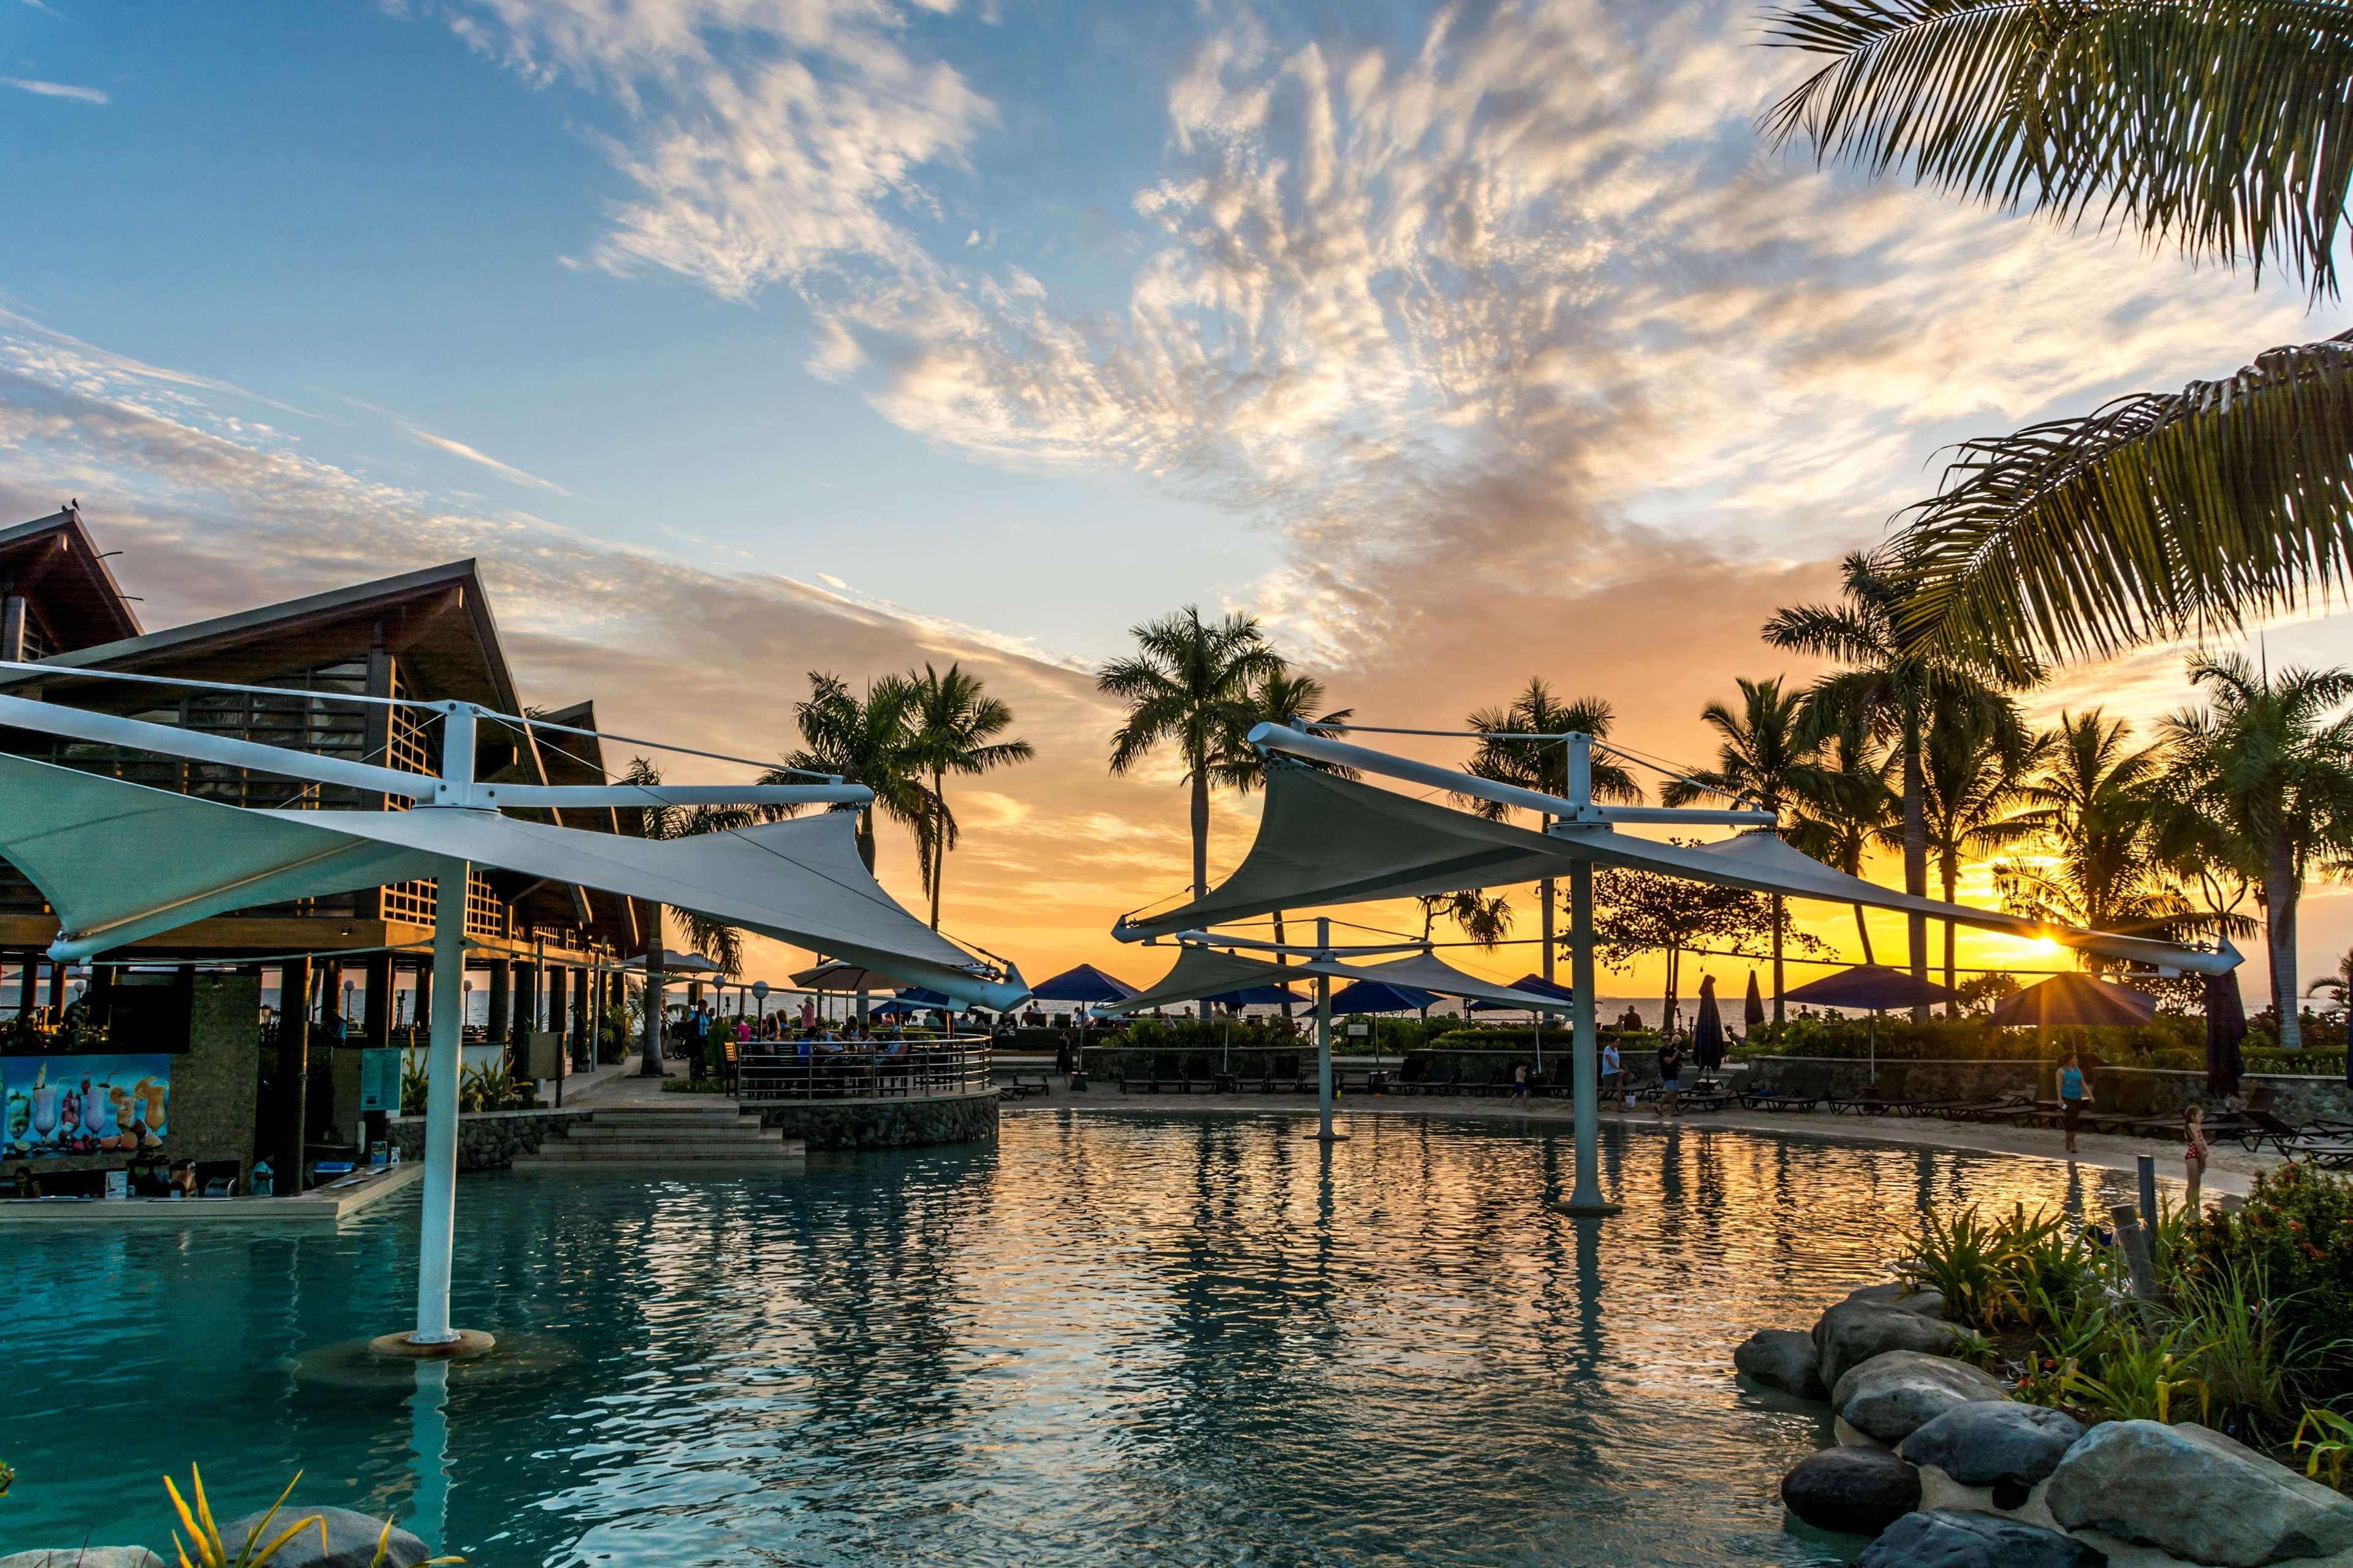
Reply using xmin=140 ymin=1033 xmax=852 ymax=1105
xmin=2 ymin=1056 xmax=170 ymax=1159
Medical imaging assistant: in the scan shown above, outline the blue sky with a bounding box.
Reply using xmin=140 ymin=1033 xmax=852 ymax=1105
xmin=3 ymin=0 xmax=2349 ymax=987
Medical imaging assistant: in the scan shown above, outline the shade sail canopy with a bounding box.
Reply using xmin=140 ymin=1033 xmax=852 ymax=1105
xmin=895 ymin=987 xmax=957 ymax=1007
xmin=1204 ymin=983 xmax=1304 ymax=1007
xmin=1118 ymin=766 xmax=2238 ymax=977
xmin=1093 ymin=948 xmax=1296 ymax=1016
xmin=652 ymin=949 xmax=724 ymax=974
xmin=1992 ymin=973 xmax=2161 ymax=1028
xmin=1351 ymin=954 xmax=1572 ymax=1012
xmin=1027 ymin=964 xmax=1138 ymax=1004
xmin=1784 ymin=964 xmax=1957 ymax=1010
xmin=1328 ymin=980 xmax=1439 ymax=1014
xmin=792 ymin=960 xmax=908 ymax=991
xmin=0 ymin=753 xmax=1022 ymax=1009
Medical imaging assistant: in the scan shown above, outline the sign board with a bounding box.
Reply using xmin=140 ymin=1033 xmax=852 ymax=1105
xmin=1345 ymin=1023 xmax=1369 ymax=1037
xmin=359 ymin=1047 xmax=401 ymax=1113
xmin=525 ymin=1029 xmax=563 ymax=1080
xmin=3 ymin=1055 xmax=170 ymax=1158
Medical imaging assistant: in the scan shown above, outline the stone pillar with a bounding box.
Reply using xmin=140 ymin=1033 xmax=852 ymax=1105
xmin=44 ymin=958 xmax=64 ymax=1011
xmin=361 ymin=951 xmax=393 ymax=1156
xmin=413 ymin=958 xmax=431 ymax=1042
xmin=278 ymin=953 xmax=313 ymax=1191
xmin=547 ymin=965 xmax=570 ymax=1069
xmin=487 ymin=958 xmax=512 ymax=1075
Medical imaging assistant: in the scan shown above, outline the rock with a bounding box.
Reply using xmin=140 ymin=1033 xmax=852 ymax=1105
xmin=1898 ymin=1401 xmax=2085 ymax=1487
xmin=1833 ymin=1350 xmax=2009 ymax=1446
xmin=1842 ymin=1282 xmax=1949 ymax=1319
xmin=1816 ymin=1299 xmax=1969 ymax=1390
xmin=0 ymin=1553 xmax=168 ymax=1568
xmin=1853 ymin=1509 xmax=2108 ymax=1567
xmin=1736 ymin=1328 xmax=1828 ymax=1399
xmin=218 ymin=1505 xmax=428 ymax=1568
xmin=1781 ymin=1445 xmax=1923 ymax=1536
xmin=2045 ymin=1420 xmax=2353 ymax=1567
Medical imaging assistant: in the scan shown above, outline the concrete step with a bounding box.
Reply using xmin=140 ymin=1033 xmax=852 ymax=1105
xmin=561 ymin=1131 xmax=779 ymax=1148
xmin=566 ymin=1116 xmax=769 ymax=1135
xmin=562 ymin=1123 xmax=776 ymax=1147
xmin=522 ymin=1139 xmax=797 ymax=1161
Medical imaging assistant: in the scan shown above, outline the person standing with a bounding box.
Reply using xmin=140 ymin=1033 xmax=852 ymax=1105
xmin=2184 ymin=1105 xmax=2210 ymax=1214
xmin=1508 ymin=1062 xmax=1531 ymax=1106
xmin=2058 ymin=1053 xmax=2092 ymax=1154
xmin=1656 ymin=1039 xmax=1683 ymax=1118
xmin=1601 ymin=1039 xmax=1624 ymax=1108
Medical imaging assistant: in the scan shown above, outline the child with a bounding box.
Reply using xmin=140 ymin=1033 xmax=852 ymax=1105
xmin=2184 ymin=1105 xmax=2210 ymax=1214
xmin=1509 ymin=1063 xmax=1530 ymax=1105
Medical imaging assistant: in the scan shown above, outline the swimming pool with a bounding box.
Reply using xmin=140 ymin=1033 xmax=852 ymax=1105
xmin=2 ymin=1111 xmax=2140 ymax=1566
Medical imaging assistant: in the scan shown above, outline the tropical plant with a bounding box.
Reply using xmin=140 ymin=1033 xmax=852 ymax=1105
xmin=1099 ymin=606 xmax=1285 ymax=905
xmin=2314 ymin=946 xmax=2353 ymax=1015
xmin=766 ymin=672 xmax=935 ymax=875
xmin=2296 ymin=1406 xmax=2353 ymax=1490
xmin=2178 ymin=1263 xmax=2309 ymax=1439
xmin=1592 ymin=854 xmax=1777 ymax=1035
xmin=1890 ymin=684 xmax=2041 ymax=1009
xmin=1762 ymin=0 xmax=2353 ymax=666
xmin=2185 ymin=1164 xmax=2353 ymax=1381
xmin=457 ymin=1061 xmax=517 ymax=1113
xmin=1899 ymin=1203 xmax=2029 ymax=1327
xmin=2162 ymin=654 xmax=2353 ymax=1048
xmin=1416 ymin=889 xmax=1513 ymax=950
xmin=906 ymin=662 xmax=1033 ymax=931
xmin=1662 ymin=675 xmax=1811 ymax=1027
xmin=0 ymin=1454 xmax=12 ymax=1498
xmin=1463 ymin=679 xmax=1642 ymax=982
xmin=2062 ymin=1320 xmax=2211 ymax=1425
xmin=165 ymin=1469 xmax=325 ymax=1568
xmin=1988 ymin=710 xmax=2189 ymax=956
xmin=1768 ymin=551 xmax=2034 ymax=1014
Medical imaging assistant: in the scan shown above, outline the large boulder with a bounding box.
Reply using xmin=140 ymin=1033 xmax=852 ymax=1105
xmin=1853 ymin=1509 xmax=2108 ymax=1567
xmin=218 ymin=1506 xmax=429 ymax=1568
xmin=2045 ymin=1421 xmax=2353 ymax=1567
xmin=1781 ymin=1445 xmax=1922 ymax=1536
xmin=0 ymin=1553 xmax=167 ymax=1568
xmin=1816 ymin=1298 xmax=1969 ymax=1390
xmin=1833 ymin=1350 xmax=2009 ymax=1446
xmin=1898 ymin=1401 xmax=2085 ymax=1488
xmin=1736 ymin=1328 xmax=1828 ymax=1399
xmin=1841 ymin=1282 xmax=1949 ymax=1319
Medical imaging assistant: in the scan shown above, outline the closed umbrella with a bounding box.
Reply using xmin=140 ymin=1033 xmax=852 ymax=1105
xmin=1785 ymin=965 xmax=1958 ymax=1087
xmin=1744 ymin=970 xmax=1766 ymax=1032
xmin=1693 ymin=974 xmax=1725 ymax=1072
xmin=2205 ymin=969 xmax=2249 ymax=1099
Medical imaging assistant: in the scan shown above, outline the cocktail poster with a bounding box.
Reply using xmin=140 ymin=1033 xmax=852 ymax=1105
xmin=2 ymin=1055 xmax=170 ymax=1159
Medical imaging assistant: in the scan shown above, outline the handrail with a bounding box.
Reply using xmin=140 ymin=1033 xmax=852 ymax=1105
xmin=735 ymin=1040 xmax=993 ymax=1101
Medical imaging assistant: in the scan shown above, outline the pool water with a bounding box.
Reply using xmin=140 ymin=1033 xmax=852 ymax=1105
xmin=2 ymin=1112 xmax=2140 ymax=1567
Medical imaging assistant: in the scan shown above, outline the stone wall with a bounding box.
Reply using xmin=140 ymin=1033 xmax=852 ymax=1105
xmin=389 ymin=1107 xmax=593 ymax=1171
xmin=750 ymin=1089 xmax=997 ymax=1149
xmin=1735 ymin=1055 xmax=2353 ymax=1121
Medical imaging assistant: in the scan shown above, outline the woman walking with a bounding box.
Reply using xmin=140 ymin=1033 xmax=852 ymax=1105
xmin=2183 ymin=1105 xmax=2211 ymax=1215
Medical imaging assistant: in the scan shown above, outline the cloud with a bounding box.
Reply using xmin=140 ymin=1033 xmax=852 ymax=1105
xmin=5 ymin=78 xmax=107 ymax=104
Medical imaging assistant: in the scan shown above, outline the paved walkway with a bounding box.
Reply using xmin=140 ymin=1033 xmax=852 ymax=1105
xmin=1011 ymin=1085 xmax=2279 ymax=1198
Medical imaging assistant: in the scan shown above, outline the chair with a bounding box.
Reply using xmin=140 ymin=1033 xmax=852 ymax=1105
xmin=1390 ymin=1056 xmax=1430 ymax=1096
xmin=1152 ymin=1053 xmax=1188 ymax=1093
xmin=1182 ymin=1053 xmax=1218 ymax=1094
xmin=1421 ymin=1063 xmax=1467 ymax=1096
xmin=1743 ymin=1065 xmax=1829 ymax=1112
xmin=1267 ymin=1053 xmax=1303 ymax=1093
xmin=1119 ymin=1054 xmax=1152 ymax=1094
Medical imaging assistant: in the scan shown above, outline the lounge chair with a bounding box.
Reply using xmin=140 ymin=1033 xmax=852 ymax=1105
xmin=1152 ymin=1053 xmax=1188 ymax=1093
xmin=1389 ymin=1056 xmax=1430 ymax=1096
xmin=1119 ymin=1055 xmax=1153 ymax=1094
xmin=2285 ymin=1134 xmax=2353 ymax=1170
xmin=1182 ymin=1053 xmax=1219 ymax=1094
xmin=1267 ymin=1053 xmax=1303 ymax=1093
xmin=1743 ymin=1066 xmax=1830 ymax=1112
xmin=2231 ymin=1106 xmax=2309 ymax=1154
xmin=1421 ymin=1064 xmax=1467 ymax=1096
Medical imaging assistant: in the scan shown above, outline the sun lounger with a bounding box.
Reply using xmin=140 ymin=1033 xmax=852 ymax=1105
xmin=1120 ymin=1056 xmax=1153 ymax=1094
xmin=2284 ymin=1134 xmax=2353 ymax=1170
xmin=2233 ymin=1107 xmax=2309 ymax=1154
xmin=1152 ymin=1053 xmax=1187 ymax=1093
xmin=1267 ymin=1054 xmax=1303 ymax=1093
xmin=1182 ymin=1053 xmax=1218 ymax=1094
xmin=1830 ymin=1087 xmax=1934 ymax=1117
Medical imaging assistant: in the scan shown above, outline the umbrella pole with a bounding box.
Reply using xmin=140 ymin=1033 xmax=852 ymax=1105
xmin=1315 ymin=917 xmax=1339 ymax=1142
xmin=1869 ymin=1010 xmax=1878 ymax=1088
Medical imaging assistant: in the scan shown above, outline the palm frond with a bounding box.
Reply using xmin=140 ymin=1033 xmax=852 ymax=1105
xmin=1892 ymin=330 xmax=2353 ymax=662
xmin=1765 ymin=0 xmax=2353 ymax=298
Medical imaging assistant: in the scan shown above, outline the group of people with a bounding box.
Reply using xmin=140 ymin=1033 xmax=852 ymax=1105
xmin=2055 ymin=1050 xmax=2214 ymax=1209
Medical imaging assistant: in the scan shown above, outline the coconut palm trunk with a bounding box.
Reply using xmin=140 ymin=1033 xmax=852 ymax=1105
xmin=1771 ymin=892 xmax=1785 ymax=1031
xmin=1901 ymin=716 xmax=1931 ymax=1021
xmin=1190 ymin=763 xmax=1211 ymax=1020
xmin=2268 ymin=831 xmax=2304 ymax=1050
xmin=1540 ymin=874 xmax=1557 ymax=983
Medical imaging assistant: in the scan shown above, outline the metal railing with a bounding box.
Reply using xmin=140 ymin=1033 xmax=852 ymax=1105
xmin=734 ymin=1040 xmax=992 ymax=1100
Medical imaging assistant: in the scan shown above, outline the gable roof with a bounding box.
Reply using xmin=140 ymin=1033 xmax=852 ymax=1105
xmin=0 ymin=507 xmax=143 ymax=649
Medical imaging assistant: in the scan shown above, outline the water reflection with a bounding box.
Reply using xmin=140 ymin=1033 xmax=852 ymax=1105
xmin=2 ymin=1114 xmax=2141 ymax=1567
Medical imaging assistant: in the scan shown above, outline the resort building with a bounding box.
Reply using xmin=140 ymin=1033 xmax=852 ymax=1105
xmin=0 ymin=504 xmax=654 ymax=1191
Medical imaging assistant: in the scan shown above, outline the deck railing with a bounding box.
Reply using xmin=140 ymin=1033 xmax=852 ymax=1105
xmin=734 ymin=1040 xmax=992 ymax=1100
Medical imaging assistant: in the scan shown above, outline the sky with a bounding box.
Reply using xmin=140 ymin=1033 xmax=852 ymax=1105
xmin=3 ymin=0 xmax=2351 ymax=1006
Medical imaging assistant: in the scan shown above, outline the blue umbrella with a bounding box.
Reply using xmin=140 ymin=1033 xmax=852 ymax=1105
xmin=1203 ymin=983 xmax=1305 ymax=1007
xmin=1782 ymin=964 xmax=1953 ymax=1010
xmin=1466 ymin=972 xmax=1576 ymax=1011
xmin=1027 ymin=964 xmax=1139 ymax=1004
xmin=1328 ymin=980 xmax=1440 ymax=1013
xmin=895 ymin=987 xmax=956 ymax=1008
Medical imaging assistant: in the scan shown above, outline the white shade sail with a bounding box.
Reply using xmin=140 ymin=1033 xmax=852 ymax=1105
xmin=1117 ymin=765 xmax=2237 ymax=977
xmin=0 ymin=753 xmax=1024 ymax=1008
xmin=1351 ymin=951 xmax=1573 ymax=1010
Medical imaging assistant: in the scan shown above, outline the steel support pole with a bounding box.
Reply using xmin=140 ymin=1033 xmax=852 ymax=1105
xmin=1315 ymin=915 xmax=1340 ymax=1142
xmin=1557 ymin=733 xmax=1618 ymax=1216
xmin=412 ymin=857 xmax=468 ymax=1344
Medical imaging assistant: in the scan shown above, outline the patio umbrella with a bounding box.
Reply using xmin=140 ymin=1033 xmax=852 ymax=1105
xmin=1784 ymin=964 xmax=1957 ymax=1086
xmin=1326 ymin=979 xmax=1440 ymax=1014
xmin=1027 ymin=964 xmax=1138 ymax=1005
xmin=2205 ymin=969 xmax=2248 ymax=1099
xmin=792 ymin=958 xmax=911 ymax=1028
xmin=1744 ymin=971 xmax=1766 ymax=1031
xmin=1202 ymin=983 xmax=1304 ymax=1009
xmin=1692 ymin=975 xmax=1725 ymax=1072
xmin=1991 ymin=972 xmax=2159 ymax=1028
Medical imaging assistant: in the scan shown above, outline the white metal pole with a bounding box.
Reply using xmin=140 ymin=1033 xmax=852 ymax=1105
xmin=1560 ymin=735 xmax=1616 ymax=1215
xmin=1315 ymin=915 xmax=1337 ymax=1141
xmin=412 ymin=856 xmax=468 ymax=1343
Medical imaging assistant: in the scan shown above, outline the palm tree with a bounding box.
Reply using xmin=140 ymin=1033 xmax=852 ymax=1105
xmin=619 ymin=756 xmax=758 ymax=977
xmin=2310 ymin=946 xmax=2353 ymax=1015
xmin=1100 ymin=607 xmax=1285 ymax=906
xmin=1986 ymin=710 xmax=2188 ymax=963
xmin=2160 ymin=654 xmax=2353 ymax=1048
xmin=1663 ymin=675 xmax=1811 ymax=1028
xmin=1784 ymin=694 xmax=1897 ymax=960
xmin=1767 ymin=551 xmax=2031 ymax=1017
xmin=1762 ymin=1 xmax=2353 ymax=664
xmin=765 ymin=672 xmax=935 ymax=873
xmin=906 ymin=662 xmax=1033 ymax=931
xmin=1462 ymin=679 xmax=1642 ymax=982
xmin=1898 ymin=689 xmax=2045 ymax=1012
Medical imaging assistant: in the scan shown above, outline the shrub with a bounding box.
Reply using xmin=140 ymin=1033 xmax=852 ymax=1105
xmin=1898 ymin=1203 xmax=2100 ymax=1330
xmin=2185 ymin=1165 xmax=2353 ymax=1388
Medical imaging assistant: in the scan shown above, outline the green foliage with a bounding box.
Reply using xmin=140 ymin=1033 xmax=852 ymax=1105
xmin=0 ymin=1453 xmax=12 ymax=1498
xmin=457 ymin=1061 xmax=520 ymax=1113
xmin=661 ymin=1078 xmax=731 ymax=1095
xmin=2185 ymin=1165 xmax=2353 ymax=1384
xmin=1899 ymin=1203 xmax=2099 ymax=1330
xmin=2178 ymin=1264 xmax=2309 ymax=1437
xmin=2295 ymin=1406 xmax=2353 ymax=1490
xmin=2062 ymin=1318 xmax=2211 ymax=1426
xmin=165 ymin=1468 xmax=325 ymax=1568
